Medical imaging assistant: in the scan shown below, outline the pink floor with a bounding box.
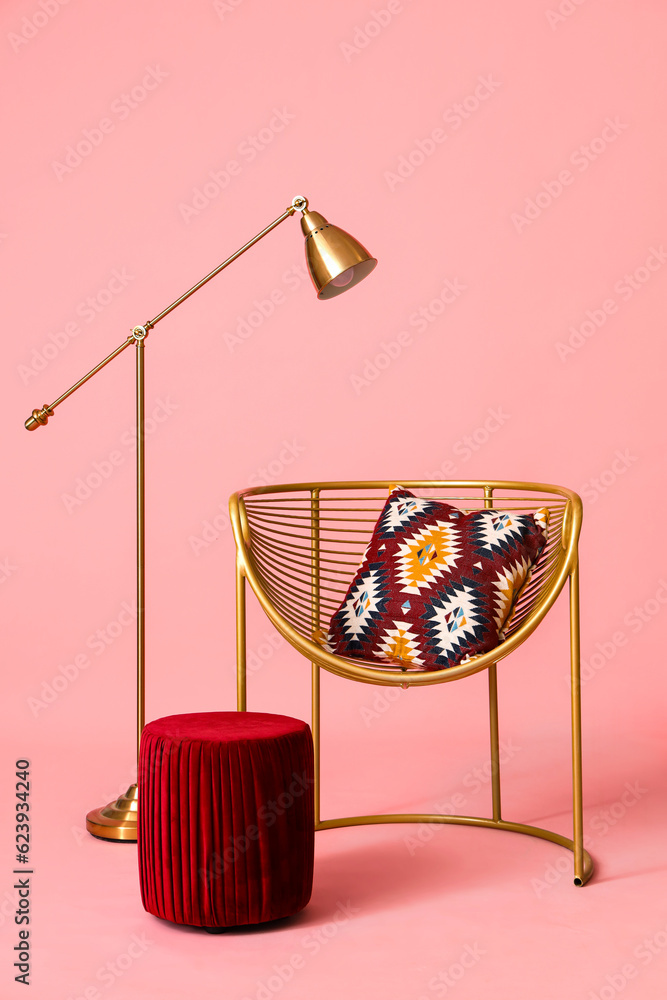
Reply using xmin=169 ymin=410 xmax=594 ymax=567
xmin=12 ymin=705 xmax=666 ymax=1000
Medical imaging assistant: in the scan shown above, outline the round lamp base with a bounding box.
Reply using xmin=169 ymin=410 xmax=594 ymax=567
xmin=86 ymin=783 xmax=138 ymax=842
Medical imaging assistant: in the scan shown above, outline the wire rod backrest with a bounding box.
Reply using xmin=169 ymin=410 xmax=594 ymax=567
xmin=230 ymin=481 xmax=581 ymax=686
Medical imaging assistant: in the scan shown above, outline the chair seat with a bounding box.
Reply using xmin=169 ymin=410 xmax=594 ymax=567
xmin=138 ymin=711 xmax=314 ymax=929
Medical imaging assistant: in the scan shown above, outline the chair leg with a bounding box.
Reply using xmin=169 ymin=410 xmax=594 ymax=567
xmin=482 ymin=486 xmax=502 ymax=821
xmin=310 ymin=489 xmax=321 ymax=827
xmin=236 ymin=561 xmax=247 ymax=712
xmin=488 ymin=663 xmax=502 ymax=821
xmin=569 ymin=563 xmax=585 ymax=884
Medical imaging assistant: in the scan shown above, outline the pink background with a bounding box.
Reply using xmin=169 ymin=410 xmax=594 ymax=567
xmin=2 ymin=1 xmax=667 ymax=997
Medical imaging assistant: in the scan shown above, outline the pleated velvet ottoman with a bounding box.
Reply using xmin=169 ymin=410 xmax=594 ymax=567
xmin=138 ymin=712 xmax=314 ymax=930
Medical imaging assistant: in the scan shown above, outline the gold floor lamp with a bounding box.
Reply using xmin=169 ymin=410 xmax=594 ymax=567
xmin=24 ymin=195 xmax=377 ymax=842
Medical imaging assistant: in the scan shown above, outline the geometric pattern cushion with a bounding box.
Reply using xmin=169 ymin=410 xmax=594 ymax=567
xmin=326 ymin=487 xmax=549 ymax=671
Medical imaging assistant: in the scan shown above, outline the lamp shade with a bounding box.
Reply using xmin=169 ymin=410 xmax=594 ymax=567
xmin=300 ymin=208 xmax=377 ymax=299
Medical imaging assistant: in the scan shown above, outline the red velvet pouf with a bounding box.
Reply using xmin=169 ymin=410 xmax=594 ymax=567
xmin=138 ymin=712 xmax=314 ymax=930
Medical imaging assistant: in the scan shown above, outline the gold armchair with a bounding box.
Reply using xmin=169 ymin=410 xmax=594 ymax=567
xmin=229 ymin=481 xmax=593 ymax=886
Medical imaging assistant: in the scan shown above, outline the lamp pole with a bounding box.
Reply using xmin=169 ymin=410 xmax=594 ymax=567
xmin=25 ymin=195 xmax=376 ymax=841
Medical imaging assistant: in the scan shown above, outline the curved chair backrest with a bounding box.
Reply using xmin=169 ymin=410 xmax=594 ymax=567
xmin=229 ymin=481 xmax=581 ymax=687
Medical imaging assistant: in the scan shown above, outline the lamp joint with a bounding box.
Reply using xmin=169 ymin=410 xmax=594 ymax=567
xmin=291 ymin=195 xmax=308 ymax=214
xmin=131 ymin=325 xmax=150 ymax=344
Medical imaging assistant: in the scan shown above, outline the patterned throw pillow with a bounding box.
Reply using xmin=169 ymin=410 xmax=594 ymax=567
xmin=326 ymin=488 xmax=549 ymax=671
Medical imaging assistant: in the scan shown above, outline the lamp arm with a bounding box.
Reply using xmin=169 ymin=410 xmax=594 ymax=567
xmin=23 ymin=197 xmax=305 ymax=431
xmin=24 ymin=334 xmax=136 ymax=430
xmin=147 ymin=202 xmax=298 ymax=327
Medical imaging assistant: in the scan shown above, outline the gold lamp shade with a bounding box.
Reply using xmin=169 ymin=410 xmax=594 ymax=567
xmin=300 ymin=206 xmax=377 ymax=299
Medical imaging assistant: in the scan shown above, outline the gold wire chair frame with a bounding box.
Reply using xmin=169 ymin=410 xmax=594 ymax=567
xmin=229 ymin=481 xmax=593 ymax=886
